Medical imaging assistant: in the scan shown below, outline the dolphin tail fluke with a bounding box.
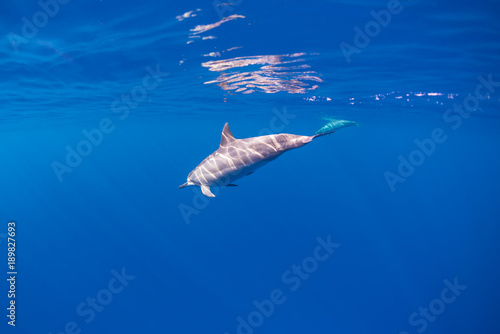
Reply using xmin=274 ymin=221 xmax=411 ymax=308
xmin=200 ymin=184 xmax=215 ymax=197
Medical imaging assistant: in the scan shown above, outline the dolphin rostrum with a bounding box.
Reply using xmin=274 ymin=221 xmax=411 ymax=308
xmin=179 ymin=120 xmax=356 ymax=197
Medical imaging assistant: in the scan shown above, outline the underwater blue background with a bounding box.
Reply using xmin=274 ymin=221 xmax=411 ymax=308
xmin=1 ymin=0 xmax=500 ymax=333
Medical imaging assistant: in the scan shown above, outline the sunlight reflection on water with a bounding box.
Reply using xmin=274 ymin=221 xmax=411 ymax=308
xmin=202 ymin=53 xmax=322 ymax=94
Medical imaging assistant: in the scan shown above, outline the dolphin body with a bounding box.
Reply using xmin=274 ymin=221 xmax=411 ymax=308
xmin=179 ymin=120 xmax=355 ymax=197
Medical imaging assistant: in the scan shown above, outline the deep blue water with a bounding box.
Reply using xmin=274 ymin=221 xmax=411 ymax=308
xmin=1 ymin=0 xmax=500 ymax=333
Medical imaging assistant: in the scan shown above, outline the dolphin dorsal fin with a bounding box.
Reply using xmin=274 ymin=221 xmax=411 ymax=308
xmin=220 ymin=123 xmax=236 ymax=147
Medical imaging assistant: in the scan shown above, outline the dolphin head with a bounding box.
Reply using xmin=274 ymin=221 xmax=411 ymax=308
xmin=180 ymin=169 xmax=202 ymax=188
xmin=275 ymin=134 xmax=314 ymax=150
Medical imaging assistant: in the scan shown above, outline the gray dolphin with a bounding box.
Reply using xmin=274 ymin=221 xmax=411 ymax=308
xmin=179 ymin=120 xmax=355 ymax=197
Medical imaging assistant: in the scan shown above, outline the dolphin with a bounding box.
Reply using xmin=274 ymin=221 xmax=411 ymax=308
xmin=179 ymin=120 xmax=356 ymax=197
xmin=316 ymin=118 xmax=358 ymax=135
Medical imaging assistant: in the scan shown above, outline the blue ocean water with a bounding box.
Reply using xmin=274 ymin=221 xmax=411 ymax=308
xmin=1 ymin=0 xmax=500 ymax=333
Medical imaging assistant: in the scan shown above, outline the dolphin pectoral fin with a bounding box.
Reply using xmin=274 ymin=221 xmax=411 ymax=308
xmin=246 ymin=172 xmax=254 ymax=176
xmin=200 ymin=185 xmax=215 ymax=197
xmin=225 ymin=184 xmax=238 ymax=187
